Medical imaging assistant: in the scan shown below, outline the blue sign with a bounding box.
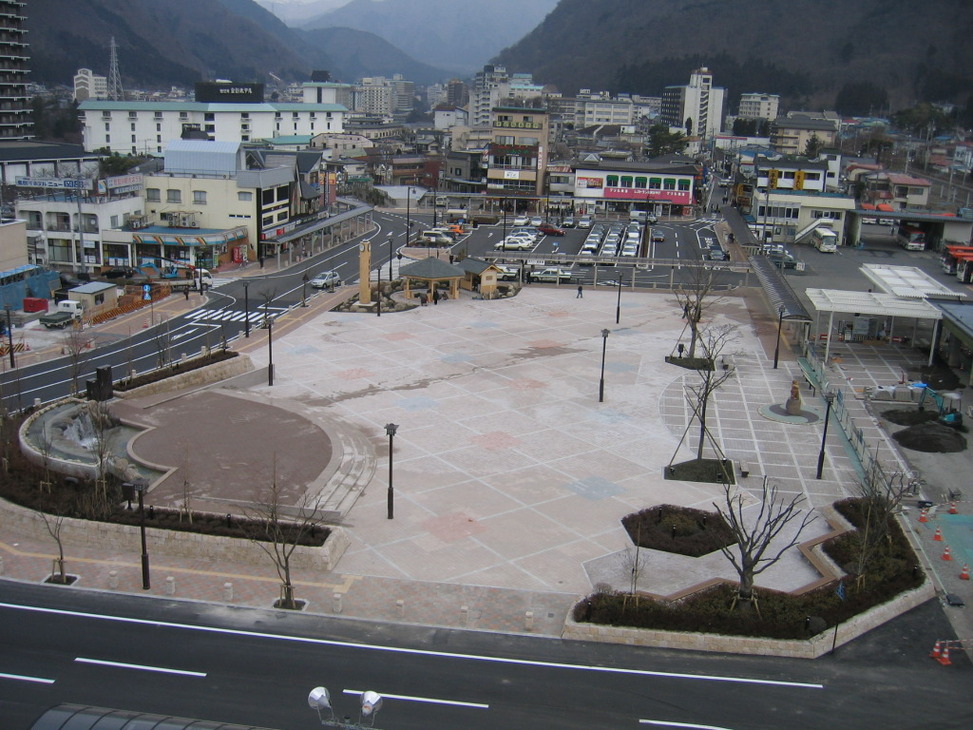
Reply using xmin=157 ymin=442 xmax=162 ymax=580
xmin=835 ymin=581 xmax=846 ymax=601
xmin=142 ymin=284 xmax=151 ymax=301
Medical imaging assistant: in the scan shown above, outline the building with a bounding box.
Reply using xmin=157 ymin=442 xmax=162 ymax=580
xmin=442 ymin=149 xmax=487 ymax=194
xmin=754 ymin=155 xmax=828 ymax=194
xmin=310 ymin=132 xmax=374 ymax=160
xmin=738 ymin=93 xmax=779 ymax=121
xmin=471 ymin=65 xmax=511 ymax=127
xmin=445 ymin=79 xmax=468 ymax=108
xmin=860 ymin=172 xmax=932 ymax=210
xmin=433 ymin=105 xmax=468 ymax=130
xmin=0 ymin=0 xmax=31 ymax=139
xmin=770 ymin=115 xmax=838 ymax=155
xmin=78 ymin=82 xmax=348 ymax=154
xmin=750 ymin=190 xmax=857 ymax=247
xmin=355 ymin=77 xmax=394 ymax=117
xmin=572 ymin=158 xmax=699 ymax=217
xmin=73 ymin=68 xmax=108 ymax=102
xmin=0 ymin=140 xmax=101 ymax=186
xmin=485 ymin=106 xmax=549 ymax=197
xmin=302 ymin=81 xmax=355 ymax=110
xmin=576 ymin=91 xmax=635 ymax=127
xmin=660 ymin=67 xmax=725 ymax=140
xmin=0 ymin=215 xmax=27 ymax=272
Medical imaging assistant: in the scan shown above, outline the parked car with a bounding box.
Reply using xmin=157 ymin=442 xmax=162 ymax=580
xmin=494 ymin=264 xmax=521 ymax=281
xmin=577 ymin=216 xmax=594 ymax=229
xmin=531 ymin=267 xmax=573 ymax=283
xmin=513 ymin=215 xmax=530 ymax=226
xmin=537 ymin=223 xmax=566 ymax=236
xmin=495 ymin=236 xmax=534 ymax=251
xmin=529 ymin=216 xmax=544 ymax=227
xmin=310 ymin=270 xmax=342 ymax=288
xmin=706 ymin=245 xmax=728 ymax=261
xmin=562 ymin=216 xmax=576 ymax=228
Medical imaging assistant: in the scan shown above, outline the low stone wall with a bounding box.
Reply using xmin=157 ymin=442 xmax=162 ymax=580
xmin=0 ymin=495 xmax=349 ymax=572
xmin=562 ymin=580 xmax=935 ymax=659
xmin=115 ymin=352 xmax=254 ymax=400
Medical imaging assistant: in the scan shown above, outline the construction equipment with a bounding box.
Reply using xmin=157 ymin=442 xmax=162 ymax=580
xmin=916 ymin=384 xmax=963 ymax=427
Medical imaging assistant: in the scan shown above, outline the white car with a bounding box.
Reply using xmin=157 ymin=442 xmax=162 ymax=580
xmin=577 ymin=216 xmax=593 ymax=229
xmin=495 ymin=237 xmax=533 ymax=251
xmin=494 ymin=264 xmax=521 ymax=281
xmin=310 ymin=270 xmax=341 ymax=289
xmin=531 ymin=267 xmax=573 ymax=283
xmin=529 ymin=216 xmax=544 ymax=227
xmin=513 ymin=215 xmax=530 ymax=226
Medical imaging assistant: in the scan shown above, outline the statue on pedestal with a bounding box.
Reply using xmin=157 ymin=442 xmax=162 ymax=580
xmin=785 ymin=379 xmax=803 ymax=415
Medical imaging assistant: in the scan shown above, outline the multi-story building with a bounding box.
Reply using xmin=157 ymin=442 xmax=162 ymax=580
xmin=738 ymin=93 xmax=779 ymax=121
xmin=442 ymin=149 xmax=487 ymax=194
xmin=78 ymin=82 xmax=347 ymax=154
xmin=576 ymin=90 xmax=635 ymax=127
xmin=573 ymin=158 xmax=699 ymax=217
xmin=754 ymin=155 xmax=828 ymax=194
xmin=660 ymin=67 xmax=725 ymax=141
xmin=0 ymin=0 xmax=31 ymax=140
xmin=471 ymin=65 xmax=511 ymax=127
xmin=74 ymin=68 xmax=108 ymax=102
xmin=750 ymin=189 xmax=856 ymax=247
xmin=485 ymin=106 xmax=549 ymax=197
xmin=860 ymin=172 xmax=931 ymax=210
xmin=302 ymin=81 xmax=355 ymax=109
xmin=0 ymin=139 xmax=100 ymax=185
xmin=770 ymin=114 xmax=838 ymax=155
xmin=445 ymin=79 xmax=468 ymax=108
xmin=390 ymin=74 xmax=415 ymax=118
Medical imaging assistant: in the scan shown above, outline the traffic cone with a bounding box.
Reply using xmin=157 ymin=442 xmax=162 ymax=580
xmin=941 ymin=545 xmax=952 ymax=561
xmin=142 ymin=318 xmax=148 ymax=329
xmin=933 ymin=526 xmax=943 ymax=541
xmin=948 ymin=502 xmax=958 ymax=514
xmin=919 ymin=508 xmax=929 ymax=523
xmin=937 ymin=644 xmax=952 ymax=666
xmin=930 ymin=640 xmax=942 ymax=659
xmin=960 ymin=564 xmax=970 ymax=581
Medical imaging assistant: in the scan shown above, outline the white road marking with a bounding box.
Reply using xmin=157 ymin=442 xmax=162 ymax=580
xmin=343 ymin=688 xmax=488 ymax=709
xmin=2 ymin=603 xmax=824 ymax=690
xmin=641 ymin=721 xmax=736 ymax=730
xmin=0 ymin=671 xmax=55 ymax=684
xmin=75 ymin=657 xmax=207 ymax=677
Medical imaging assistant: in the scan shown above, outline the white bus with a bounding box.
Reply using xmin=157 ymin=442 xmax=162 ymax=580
xmin=810 ymin=226 xmax=838 ymax=253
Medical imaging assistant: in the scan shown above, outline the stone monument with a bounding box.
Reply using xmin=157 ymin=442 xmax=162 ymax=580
xmin=785 ymin=379 xmax=803 ymax=415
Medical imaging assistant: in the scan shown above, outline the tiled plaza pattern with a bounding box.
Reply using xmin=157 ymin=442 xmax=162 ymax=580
xmin=2 ymin=280 xmax=971 ymax=646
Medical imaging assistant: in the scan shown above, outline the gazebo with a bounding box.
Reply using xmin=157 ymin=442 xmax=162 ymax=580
xmin=398 ymin=257 xmax=465 ymax=301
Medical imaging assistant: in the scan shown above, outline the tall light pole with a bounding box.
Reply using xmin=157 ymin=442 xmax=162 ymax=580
xmin=387 ymin=231 xmax=395 ymax=283
xmin=599 ymin=328 xmax=610 ymax=402
xmin=376 ymin=246 xmax=382 ymax=318
xmin=243 ymin=282 xmax=250 ymax=339
xmin=405 ymin=186 xmax=413 ymax=250
xmin=131 ymin=480 xmax=151 ymax=590
xmin=816 ymin=393 xmax=835 ymax=479
xmin=773 ymin=304 xmax=785 ymax=369
xmin=615 ymin=271 xmax=623 ymax=324
xmin=385 ymin=423 xmax=398 ymax=519
xmin=267 ymin=314 xmax=274 ymax=386
xmin=301 ymin=270 xmax=309 ymax=307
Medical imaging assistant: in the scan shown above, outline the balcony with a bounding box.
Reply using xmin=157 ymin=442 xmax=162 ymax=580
xmin=493 ymin=120 xmax=542 ymax=129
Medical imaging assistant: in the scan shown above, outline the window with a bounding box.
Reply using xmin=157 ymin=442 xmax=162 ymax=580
xmin=106 ymin=134 xmax=110 ymax=143
xmin=179 ymin=112 xmax=188 ymax=120
xmin=620 ymin=176 xmax=633 ymax=187
xmin=154 ymin=111 xmax=163 ymax=119
xmin=516 ymin=137 xmax=538 ymax=146
xmin=205 ymin=125 xmax=215 ymax=133
xmin=156 ymin=123 xmax=161 ymax=132
xmin=204 ymin=113 xmax=215 ymax=121
xmin=262 ymin=216 xmax=274 ymax=228
xmin=276 ymin=186 xmax=288 ymax=202
xmin=193 ymin=190 xmax=207 ymax=205
xmin=678 ymin=179 xmax=691 ymax=191
xmin=663 ymin=178 xmax=676 ymax=190
xmin=104 ymin=122 xmax=110 ymax=132
xmin=649 ymin=177 xmax=662 ymax=189
xmin=156 ymin=135 xmax=161 ymax=142
xmin=277 ymin=211 xmax=288 ymax=222
xmin=241 ymin=112 xmax=249 ymax=119
xmin=495 ymin=135 xmax=514 ymax=145
xmin=131 ymin=135 xmax=136 ymax=143
xmin=110 ymin=215 xmax=119 ymax=228
xmin=167 ymin=189 xmax=182 ymax=204
xmin=131 ymin=123 xmax=136 ymax=131
xmin=262 ymin=189 xmax=275 ymax=205
xmin=606 ymin=175 xmax=619 ymax=186
xmin=635 ymin=177 xmax=647 ymax=188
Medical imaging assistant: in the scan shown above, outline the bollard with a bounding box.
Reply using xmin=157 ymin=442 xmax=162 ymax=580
xmin=223 ymin=582 xmax=233 ymax=602
xmin=396 ymin=599 xmax=405 ymax=618
xmin=33 ymin=397 xmax=41 ymax=408
xmin=524 ymin=611 xmax=534 ymax=631
xmin=333 ymin=592 xmax=342 ymax=614
xmin=460 ymin=605 xmax=469 ymax=627
xmin=108 ymin=570 xmax=118 ymax=589
xmin=165 ymin=576 xmax=176 ymax=595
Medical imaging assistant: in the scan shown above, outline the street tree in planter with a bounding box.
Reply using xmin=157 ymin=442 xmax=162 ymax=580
xmin=672 ymin=265 xmax=724 ymax=359
xmin=851 ymin=461 xmax=913 ymax=590
xmin=715 ymin=476 xmax=817 ymax=615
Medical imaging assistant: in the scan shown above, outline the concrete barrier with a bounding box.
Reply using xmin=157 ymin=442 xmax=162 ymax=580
xmin=115 ymin=352 xmax=254 ymax=400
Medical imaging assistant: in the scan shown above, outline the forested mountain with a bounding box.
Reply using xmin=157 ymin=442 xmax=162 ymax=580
xmin=496 ymin=0 xmax=973 ymax=111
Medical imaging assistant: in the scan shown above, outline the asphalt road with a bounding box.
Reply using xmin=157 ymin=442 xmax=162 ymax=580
xmin=0 ymin=582 xmax=969 ymax=729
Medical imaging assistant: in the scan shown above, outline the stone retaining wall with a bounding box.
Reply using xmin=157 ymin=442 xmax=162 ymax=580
xmin=0 ymin=495 xmax=349 ymax=572
xmin=562 ymin=581 xmax=935 ymax=659
xmin=115 ymin=352 xmax=254 ymax=400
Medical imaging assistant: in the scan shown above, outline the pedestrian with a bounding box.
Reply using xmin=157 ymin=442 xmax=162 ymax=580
xmin=183 ymin=287 xmax=189 ymax=301
xmin=577 ymin=284 xmax=583 ymax=298
xmin=419 ymin=292 xmax=427 ymax=306
xmin=433 ymin=288 xmax=440 ymax=305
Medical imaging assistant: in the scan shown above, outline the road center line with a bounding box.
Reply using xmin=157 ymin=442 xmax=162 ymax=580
xmin=343 ymin=688 xmax=488 ymax=709
xmin=0 ymin=671 xmax=55 ymax=684
xmin=641 ymin=721 xmax=736 ymax=730
xmin=2 ymin=603 xmax=823 ymax=690
xmin=74 ymin=657 xmax=207 ymax=677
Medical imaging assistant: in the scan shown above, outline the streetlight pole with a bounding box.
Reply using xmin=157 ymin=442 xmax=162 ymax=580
xmin=405 ymin=187 xmax=412 ymax=249
xmin=615 ymin=272 xmax=623 ymax=324
xmin=376 ymin=246 xmax=382 ymax=318
xmin=134 ymin=480 xmax=150 ymax=590
xmin=773 ymin=304 xmax=785 ymax=369
xmin=267 ymin=315 xmax=274 ymax=386
xmin=4 ymin=305 xmax=13 ymax=368
xmin=385 ymin=423 xmax=398 ymax=519
xmin=243 ymin=282 xmax=250 ymax=338
xmin=387 ymin=230 xmax=394 ymax=283
xmin=816 ymin=393 xmax=834 ymax=479
xmin=301 ymin=270 xmax=309 ymax=307
xmin=599 ymin=328 xmax=610 ymax=402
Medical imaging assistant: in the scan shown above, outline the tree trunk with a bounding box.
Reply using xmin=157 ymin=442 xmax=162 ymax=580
xmin=696 ymin=396 xmax=708 ymax=459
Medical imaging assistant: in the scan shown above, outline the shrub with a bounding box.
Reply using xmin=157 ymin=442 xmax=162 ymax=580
xmin=621 ymin=504 xmax=735 ymax=557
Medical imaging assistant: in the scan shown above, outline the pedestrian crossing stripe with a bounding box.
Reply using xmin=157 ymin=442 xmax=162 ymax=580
xmin=188 ymin=309 xmax=282 ymax=323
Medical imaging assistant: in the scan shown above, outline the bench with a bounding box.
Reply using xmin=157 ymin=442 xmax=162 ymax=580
xmin=739 ymin=462 xmax=750 ymax=478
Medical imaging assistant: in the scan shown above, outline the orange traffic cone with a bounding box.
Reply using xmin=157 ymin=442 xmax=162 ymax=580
xmin=919 ymin=509 xmax=929 ymax=523
xmin=937 ymin=644 xmax=952 ymax=666
xmin=948 ymin=502 xmax=958 ymax=514
xmin=960 ymin=564 xmax=970 ymax=581
xmin=941 ymin=545 xmax=952 ymax=561
xmin=930 ymin=640 xmax=942 ymax=659
xmin=142 ymin=318 xmax=148 ymax=329
xmin=933 ymin=526 xmax=943 ymax=541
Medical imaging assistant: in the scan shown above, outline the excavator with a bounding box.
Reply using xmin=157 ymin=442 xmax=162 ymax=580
xmin=915 ymin=385 xmax=963 ymax=427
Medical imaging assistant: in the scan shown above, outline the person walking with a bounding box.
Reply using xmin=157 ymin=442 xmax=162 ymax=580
xmin=432 ymin=288 xmax=440 ymax=305
xmin=577 ymin=284 xmax=583 ymax=298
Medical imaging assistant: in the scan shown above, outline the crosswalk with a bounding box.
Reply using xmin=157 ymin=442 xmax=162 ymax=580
xmin=187 ymin=306 xmax=286 ymax=325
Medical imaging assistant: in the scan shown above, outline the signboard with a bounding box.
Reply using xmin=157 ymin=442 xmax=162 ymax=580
xmin=194 ymin=81 xmax=265 ymax=103
xmin=604 ymin=187 xmax=693 ymax=204
xmin=98 ymin=173 xmax=144 ymax=194
xmin=576 ymin=176 xmax=604 ymax=189
xmin=15 ymin=177 xmax=93 ymax=190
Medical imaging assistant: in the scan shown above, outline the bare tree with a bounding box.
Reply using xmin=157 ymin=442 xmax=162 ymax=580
xmin=715 ymin=476 xmax=817 ymax=614
xmin=41 ymin=511 xmax=69 ymax=584
xmin=621 ymin=541 xmax=647 ymax=612
xmin=62 ymin=328 xmax=95 ymax=395
xmin=673 ymin=263 xmax=723 ymax=358
xmin=672 ymin=325 xmax=737 ymax=463
xmin=244 ymin=461 xmax=325 ymax=610
xmin=851 ymin=461 xmax=911 ymax=589
xmin=152 ymin=316 xmax=173 ymax=369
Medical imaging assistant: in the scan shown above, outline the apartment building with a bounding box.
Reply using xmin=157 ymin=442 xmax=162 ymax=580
xmin=0 ymin=0 xmax=31 ymax=139
xmin=770 ymin=115 xmax=838 ymax=155
xmin=485 ymin=106 xmax=549 ymax=197
xmin=74 ymin=68 xmax=108 ymax=102
xmin=660 ymin=67 xmax=725 ymax=140
xmin=738 ymin=93 xmax=779 ymax=121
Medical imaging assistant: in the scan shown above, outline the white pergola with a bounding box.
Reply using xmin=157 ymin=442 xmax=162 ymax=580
xmin=859 ymin=263 xmax=967 ymax=301
xmin=805 ymin=288 xmax=942 ymax=365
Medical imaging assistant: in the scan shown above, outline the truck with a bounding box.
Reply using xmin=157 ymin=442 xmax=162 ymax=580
xmin=531 ymin=267 xmax=573 ymax=283
xmin=39 ymin=300 xmax=84 ymax=329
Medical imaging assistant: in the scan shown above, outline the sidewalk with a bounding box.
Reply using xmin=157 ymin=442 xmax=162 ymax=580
xmin=2 ymin=284 xmax=970 ymax=644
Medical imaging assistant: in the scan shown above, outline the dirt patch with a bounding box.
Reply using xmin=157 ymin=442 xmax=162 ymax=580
xmin=882 ymin=408 xmax=940 ymax=427
xmin=892 ymin=422 xmax=967 ymax=453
